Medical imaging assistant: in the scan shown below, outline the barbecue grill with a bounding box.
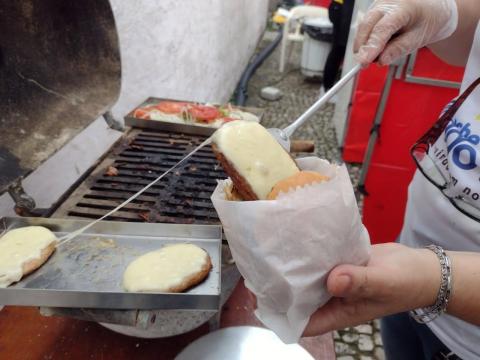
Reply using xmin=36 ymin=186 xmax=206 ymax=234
xmin=0 ymin=0 xmax=318 ymax=341
xmin=55 ymin=129 xmax=224 ymax=225
xmin=48 ymin=127 xmax=244 ymax=337
xmin=0 ymin=0 xmax=246 ymax=338
xmin=1 ymin=121 xmax=246 ymax=337
xmin=1 ymin=106 xmax=252 ymax=337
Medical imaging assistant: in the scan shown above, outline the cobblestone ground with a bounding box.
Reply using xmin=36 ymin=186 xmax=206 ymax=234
xmin=244 ymin=31 xmax=383 ymax=359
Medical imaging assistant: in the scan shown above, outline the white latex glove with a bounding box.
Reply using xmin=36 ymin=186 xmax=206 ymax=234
xmin=354 ymin=0 xmax=458 ymax=66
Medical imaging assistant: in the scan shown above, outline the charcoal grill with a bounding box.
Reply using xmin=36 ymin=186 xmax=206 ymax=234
xmin=0 ymin=0 xmax=310 ymax=341
xmin=55 ymin=128 xmax=225 ymax=226
xmin=38 ymin=126 xmax=244 ymax=338
xmin=0 ymin=1 xmax=242 ymax=338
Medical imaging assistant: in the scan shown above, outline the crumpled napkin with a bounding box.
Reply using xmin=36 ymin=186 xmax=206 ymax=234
xmin=211 ymin=157 xmax=371 ymax=343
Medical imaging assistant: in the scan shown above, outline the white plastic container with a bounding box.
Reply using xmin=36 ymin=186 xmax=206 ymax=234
xmin=301 ymin=17 xmax=333 ymax=77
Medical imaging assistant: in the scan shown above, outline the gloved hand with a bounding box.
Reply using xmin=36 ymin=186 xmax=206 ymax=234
xmin=354 ymin=0 xmax=458 ymax=66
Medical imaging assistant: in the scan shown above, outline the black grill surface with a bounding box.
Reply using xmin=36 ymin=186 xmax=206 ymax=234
xmin=55 ymin=128 xmax=226 ymax=224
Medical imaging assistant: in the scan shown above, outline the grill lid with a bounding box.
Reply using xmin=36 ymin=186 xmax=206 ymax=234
xmin=0 ymin=0 xmax=121 ymax=194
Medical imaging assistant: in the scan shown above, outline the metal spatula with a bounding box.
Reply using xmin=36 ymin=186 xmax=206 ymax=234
xmin=268 ymin=64 xmax=361 ymax=151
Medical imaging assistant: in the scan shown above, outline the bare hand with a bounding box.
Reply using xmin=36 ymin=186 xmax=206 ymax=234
xmin=303 ymin=243 xmax=440 ymax=336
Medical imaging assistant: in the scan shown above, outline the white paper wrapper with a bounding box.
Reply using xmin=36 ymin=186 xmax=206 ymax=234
xmin=211 ymin=157 xmax=371 ymax=343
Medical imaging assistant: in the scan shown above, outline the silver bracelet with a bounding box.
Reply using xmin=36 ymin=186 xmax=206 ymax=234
xmin=409 ymin=245 xmax=453 ymax=324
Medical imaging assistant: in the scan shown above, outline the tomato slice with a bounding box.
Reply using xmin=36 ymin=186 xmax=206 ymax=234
xmin=188 ymin=105 xmax=220 ymax=122
xmin=155 ymin=101 xmax=189 ymax=114
xmin=133 ymin=106 xmax=155 ymax=119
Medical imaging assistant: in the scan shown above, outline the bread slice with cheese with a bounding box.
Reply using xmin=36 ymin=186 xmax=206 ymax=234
xmin=211 ymin=120 xmax=300 ymax=200
xmin=123 ymin=243 xmax=212 ymax=293
xmin=0 ymin=226 xmax=57 ymax=288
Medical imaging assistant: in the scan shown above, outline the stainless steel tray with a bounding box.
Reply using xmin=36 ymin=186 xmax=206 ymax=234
xmin=124 ymin=97 xmax=264 ymax=136
xmin=0 ymin=217 xmax=222 ymax=310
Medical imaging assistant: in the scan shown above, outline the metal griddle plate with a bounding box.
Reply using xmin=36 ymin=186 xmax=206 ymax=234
xmin=124 ymin=97 xmax=264 ymax=136
xmin=0 ymin=217 xmax=221 ymax=310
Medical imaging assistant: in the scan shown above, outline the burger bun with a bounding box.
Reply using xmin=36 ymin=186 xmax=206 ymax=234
xmin=267 ymin=171 xmax=329 ymax=200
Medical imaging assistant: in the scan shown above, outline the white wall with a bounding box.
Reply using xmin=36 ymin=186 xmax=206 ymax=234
xmin=110 ymin=0 xmax=269 ymax=122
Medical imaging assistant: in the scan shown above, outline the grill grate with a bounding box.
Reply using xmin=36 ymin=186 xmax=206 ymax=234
xmin=55 ymin=128 xmax=226 ymax=224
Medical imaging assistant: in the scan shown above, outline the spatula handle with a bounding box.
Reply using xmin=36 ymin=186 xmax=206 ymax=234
xmin=283 ymin=64 xmax=362 ymax=138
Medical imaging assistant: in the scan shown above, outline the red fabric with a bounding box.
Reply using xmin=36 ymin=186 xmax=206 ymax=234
xmin=412 ymin=48 xmax=464 ymax=81
xmin=343 ymin=65 xmax=388 ymax=162
xmin=343 ymin=49 xmax=464 ymax=163
xmin=304 ymin=0 xmax=330 ymax=8
xmin=363 ymin=81 xmax=457 ymax=244
xmin=362 ymin=164 xmax=414 ymax=243
xmin=358 ymin=49 xmax=464 ymax=244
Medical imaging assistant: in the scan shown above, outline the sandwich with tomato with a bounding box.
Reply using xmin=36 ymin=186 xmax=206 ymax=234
xmin=133 ymin=100 xmax=259 ymax=128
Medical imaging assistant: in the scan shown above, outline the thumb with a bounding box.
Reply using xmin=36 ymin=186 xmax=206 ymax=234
xmin=327 ymin=264 xmax=379 ymax=299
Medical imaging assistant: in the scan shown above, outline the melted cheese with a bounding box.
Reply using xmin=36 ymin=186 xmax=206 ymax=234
xmin=0 ymin=226 xmax=57 ymax=288
xmin=228 ymin=109 xmax=259 ymax=123
xmin=123 ymin=243 xmax=209 ymax=292
xmin=212 ymin=120 xmax=299 ymax=199
xmin=149 ymin=110 xmax=186 ymax=124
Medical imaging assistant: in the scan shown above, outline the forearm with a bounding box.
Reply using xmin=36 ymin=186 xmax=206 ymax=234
xmin=428 ymin=0 xmax=480 ymax=66
xmin=419 ymin=247 xmax=480 ymax=324
xmin=303 ymin=243 xmax=480 ymax=337
xmin=442 ymin=251 xmax=480 ymax=324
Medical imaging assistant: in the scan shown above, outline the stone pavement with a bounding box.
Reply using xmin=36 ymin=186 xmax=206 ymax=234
xmin=243 ymin=31 xmax=384 ymax=359
xmin=334 ymin=321 xmax=385 ymax=360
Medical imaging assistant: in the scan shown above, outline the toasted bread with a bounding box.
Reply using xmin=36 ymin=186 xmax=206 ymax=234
xmin=0 ymin=226 xmax=57 ymax=288
xmin=223 ymin=181 xmax=244 ymax=201
xmin=21 ymin=242 xmax=57 ymax=278
xmin=212 ymin=143 xmax=259 ymax=200
xmin=267 ymin=171 xmax=330 ymax=200
xmin=165 ymin=255 xmax=212 ymax=293
xmin=123 ymin=243 xmax=212 ymax=293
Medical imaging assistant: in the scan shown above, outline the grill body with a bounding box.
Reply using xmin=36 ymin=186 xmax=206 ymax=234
xmin=50 ymin=127 xmax=239 ymax=338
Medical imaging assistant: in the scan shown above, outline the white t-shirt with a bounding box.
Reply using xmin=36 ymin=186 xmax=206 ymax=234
xmin=399 ymin=24 xmax=480 ymax=359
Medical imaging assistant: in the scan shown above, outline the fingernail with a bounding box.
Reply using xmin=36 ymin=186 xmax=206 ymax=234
xmin=355 ymin=48 xmax=367 ymax=63
xmin=381 ymin=54 xmax=392 ymax=65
